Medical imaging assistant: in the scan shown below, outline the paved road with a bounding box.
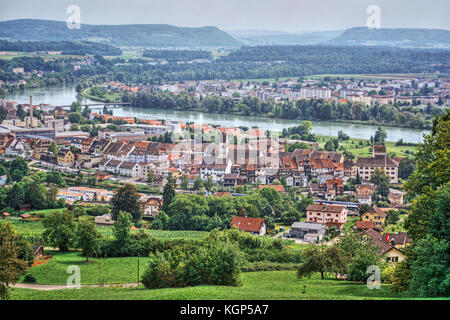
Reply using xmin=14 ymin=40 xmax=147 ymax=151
xmin=12 ymin=282 xmax=140 ymax=291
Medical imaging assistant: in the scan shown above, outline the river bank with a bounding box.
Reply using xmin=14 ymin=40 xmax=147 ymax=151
xmin=6 ymin=85 xmax=429 ymax=143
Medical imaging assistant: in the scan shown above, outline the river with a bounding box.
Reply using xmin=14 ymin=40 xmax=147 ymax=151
xmin=6 ymin=86 xmax=429 ymax=143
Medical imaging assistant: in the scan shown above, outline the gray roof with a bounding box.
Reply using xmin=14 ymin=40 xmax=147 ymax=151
xmin=291 ymin=221 xmax=326 ymax=231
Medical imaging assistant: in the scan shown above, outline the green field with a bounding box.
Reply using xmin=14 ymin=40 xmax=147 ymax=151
xmin=315 ymin=136 xmax=417 ymax=159
xmin=7 ymin=219 xmax=206 ymax=241
xmin=11 ymin=269 xmax=425 ymax=300
xmin=81 ymin=88 xmax=122 ymax=103
xmin=21 ymin=251 xmax=147 ymax=285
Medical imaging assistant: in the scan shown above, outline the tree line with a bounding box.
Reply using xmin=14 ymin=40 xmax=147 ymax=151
xmin=124 ymin=90 xmax=438 ymax=129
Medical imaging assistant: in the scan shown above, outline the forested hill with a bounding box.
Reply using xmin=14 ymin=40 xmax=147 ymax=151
xmin=328 ymin=27 xmax=450 ymax=48
xmin=0 ymin=19 xmax=242 ymax=48
xmin=0 ymin=40 xmax=122 ymax=55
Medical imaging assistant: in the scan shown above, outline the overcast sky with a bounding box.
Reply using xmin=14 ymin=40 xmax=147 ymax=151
xmin=1 ymin=0 xmax=449 ymax=32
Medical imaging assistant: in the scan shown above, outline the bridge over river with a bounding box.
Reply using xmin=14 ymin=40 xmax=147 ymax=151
xmin=57 ymin=102 xmax=131 ymax=108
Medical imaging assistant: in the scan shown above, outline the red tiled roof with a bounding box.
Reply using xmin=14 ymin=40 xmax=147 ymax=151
xmin=356 ymin=220 xmax=375 ymax=230
xmin=231 ymin=216 xmax=265 ymax=233
xmin=258 ymin=185 xmax=284 ymax=192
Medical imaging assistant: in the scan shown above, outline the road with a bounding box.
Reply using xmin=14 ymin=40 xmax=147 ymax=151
xmin=12 ymin=282 xmax=140 ymax=291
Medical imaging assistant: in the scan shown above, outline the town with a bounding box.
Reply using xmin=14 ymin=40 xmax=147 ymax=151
xmin=0 ymin=3 xmax=449 ymax=305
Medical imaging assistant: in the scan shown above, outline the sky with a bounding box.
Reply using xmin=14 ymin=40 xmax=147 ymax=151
xmin=1 ymin=0 xmax=449 ymax=32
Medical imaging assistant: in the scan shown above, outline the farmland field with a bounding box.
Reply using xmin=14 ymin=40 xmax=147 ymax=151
xmin=8 ymin=219 xmax=206 ymax=241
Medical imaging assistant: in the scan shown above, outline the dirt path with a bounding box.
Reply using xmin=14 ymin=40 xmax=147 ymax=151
xmin=12 ymin=282 xmax=140 ymax=291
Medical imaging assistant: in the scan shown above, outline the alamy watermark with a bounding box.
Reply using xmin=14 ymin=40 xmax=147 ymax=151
xmin=367 ymin=5 xmax=381 ymax=29
xmin=66 ymin=5 xmax=81 ymax=30
xmin=366 ymin=265 xmax=381 ymax=290
xmin=67 ymin=265 xmax=81 ymax=289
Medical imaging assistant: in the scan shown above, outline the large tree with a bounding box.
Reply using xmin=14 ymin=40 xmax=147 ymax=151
xmin=162 ymin=173 xmax=176 ymax=212
xmin=370 ymin=168 xmax=390 ymax=198
xmin=0 ymin=222 xmax=31 ymax=300
xmin=42 ymin=210 xmax=76 ymax=251
xmin=111 ymin=184 xmax=142 ymax=223
xmin=393 ymin=110 xmax=450 ymax=297
xmin=76 ymin=219 xmax=102 ymax=262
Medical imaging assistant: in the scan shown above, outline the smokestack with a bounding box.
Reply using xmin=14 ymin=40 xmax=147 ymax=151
xmin=29 ymin=95 xmax=33 ymax=127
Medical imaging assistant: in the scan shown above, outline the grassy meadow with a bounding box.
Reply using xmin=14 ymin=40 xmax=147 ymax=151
xmin=12 ymin=269 xmax=423 ymax=300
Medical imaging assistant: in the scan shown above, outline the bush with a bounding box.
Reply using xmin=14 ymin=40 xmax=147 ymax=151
xmin=23 ymin=273 xmax=37 ymax=283
xmin=141 ymin=238 xmax=244 ymax=289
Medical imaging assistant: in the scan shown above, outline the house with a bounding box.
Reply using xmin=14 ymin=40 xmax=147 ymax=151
xmin=258 ymin=185 xmax=285 ymax=192
xmin=356 ymin=145 xmax=399 ymax=184
xmin=388 ymin=189 xmax=404 ymax=208
xmin=32 ymin=245 xmax=44 ymax=259
xmin=1 ymin=212 xmax=9 ymax=219
xmin=118 ymin=161 xmax=142 ymax=178
xmin=363 ymin=229 xmax=407 ymax=263
xmin=355 ymin=220 xmax=382 ymax=232
xmin=57 ymin=191 xmax=83 ymax=203
xmin=361 ymin=206 xmax=386 ymax=229
xmin=355 ymin=183 xmax=376 ymax=204
xmin=94 ymin=171 xmax=113 ymax=181
xmin=288 ymin=222 xmax=326 ymax=242
xmin=224 ymin=173 xmax=239 ymax=187
xmin=325 ymin=179 xmax=344 ymax=196
xmin=142 ymin=197 xmax=163 ymax=217
xmin=57 ymin=148 xmax=75 ymax=166
xmin=95 ymin=214 xmax=114 ymax=225
xmin=67 ymin=187 xmax=109 ymax=202
xmin=344 ymin=159 xmax=356 ymax=177
xmin=200 ymin=162 xmax=231 ymax=183
xmin=382 ymin=232 xmax=411 ymax=249
xmin=53 ymin=107 xmax=68 ymax=119
xmin=230 ymin=216 xmax=266 ymax=236
xmin=306 ymin=204 xmax=348 ymax=228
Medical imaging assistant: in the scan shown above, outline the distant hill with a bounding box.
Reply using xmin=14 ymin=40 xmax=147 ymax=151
xmin=0 ymin=19 xmax=242 ymax=48
xmin=328 ymin=27 xmax=450 ymax=48
xmin=228 ymin=30 xmax=344 ymax=45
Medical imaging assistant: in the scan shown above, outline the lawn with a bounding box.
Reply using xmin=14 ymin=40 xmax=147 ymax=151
xmin=11 ymin=270 xmax=424 ymax=300
xmin=316 ymin=136 xmax=417 ymax=159
xmin=21 ymin=251 xmax=148 ymax=285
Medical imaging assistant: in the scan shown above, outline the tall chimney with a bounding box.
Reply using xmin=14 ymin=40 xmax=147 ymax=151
xmin=29 ymin=95 xmax=33 ymax=127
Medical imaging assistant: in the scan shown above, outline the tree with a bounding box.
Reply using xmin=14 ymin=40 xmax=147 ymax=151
xmin=392 ymin=111 xmax=450 ymax=297
xmin=398 ymin=158 xmax=416 ymax=180
xmin=76 ymin=219 xmax=101 ymax=262
xmin=193 ymin=176 xmax=203 ymax=191
xmin=373 ymin=126 xmax=387 ymax=145
xmin=162 ymin=173 xmax=176 ymax=212
xmin=8 ymin=158 xmax=28 ymax=182
xmin=111 ymin=184 xmax=142 ymax=223
xmin=297 ymin=246 xmax=329 ymax=280
xmin=48 ymin=142 xmax=58 ymax=156
xmin=370 ymin=168 xmax=390 ymax=197
xmin=0 ymin=222 xmax=29 ymax=300
xmin=147 ymin=169 xmax=155 ymax=188
xmin=204 ymin=176 xmax=214 ymax=194
xmin=112 ymin=210 xmax=132 ymax=249
xmin=355 ymin=169 xmax=362 ymax=185
xmin=324 ymin=139 xmax=335 ymax=151
xmin=180 ymin=174 xmax=189 ymax=190
xmin=409 ymin=236 xmax=450 ymax=297
xmin=42 ymin=210 xmax=76 ymax=251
